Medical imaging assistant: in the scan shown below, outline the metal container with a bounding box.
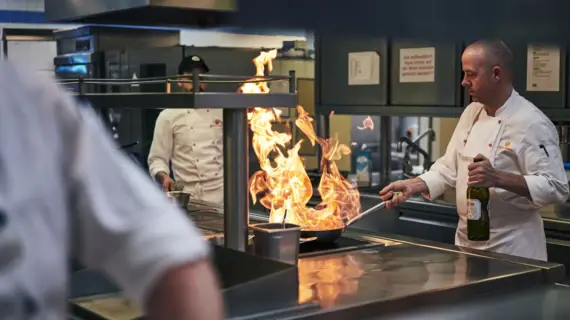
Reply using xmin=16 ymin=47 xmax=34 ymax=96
xmin=250 ymin=223 xmax=301 ymax=265
xmin=166 ymin=191 xmax=190 ymax=209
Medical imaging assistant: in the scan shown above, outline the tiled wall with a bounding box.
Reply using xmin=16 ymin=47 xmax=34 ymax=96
xmin=0 ymin=0 xmax=44 ymax=11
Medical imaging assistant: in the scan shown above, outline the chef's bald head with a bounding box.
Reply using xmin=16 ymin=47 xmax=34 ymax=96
xmin=465 ymin=39 xmax=513 ymax=78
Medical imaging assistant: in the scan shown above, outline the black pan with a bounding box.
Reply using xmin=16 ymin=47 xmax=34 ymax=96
xmin=300 ymin=197 xmax=392 ymax=244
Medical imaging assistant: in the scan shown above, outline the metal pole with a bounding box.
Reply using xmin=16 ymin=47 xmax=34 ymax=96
xmin=223 ymin=108 xmax=249 ymax=252
xmin=379 ymin=116 xmax=392 ymax=187
xmin=192 ymin=71 xmax=200 ymax=93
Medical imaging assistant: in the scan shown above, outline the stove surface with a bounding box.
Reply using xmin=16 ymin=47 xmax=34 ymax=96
xmin=299 ymin=237 xmax=381 ymax=257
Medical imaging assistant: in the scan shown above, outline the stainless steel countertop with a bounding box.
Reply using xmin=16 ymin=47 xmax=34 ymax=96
xmin=188 ymin=211 xmax=564 ymax=320
xmin=69 ymin=209 xmax=566 ymax=320
xmin=296 ymin=243 xmax=540 ymax=312
xmin=381 ymin=283 xmax=570 ymax=319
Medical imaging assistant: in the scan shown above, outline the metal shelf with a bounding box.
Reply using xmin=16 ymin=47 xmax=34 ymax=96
xmin=76 ymin=92 xmax=297 ymax=109
xmin=320 ymin=105 xmax=570 ymax=121
xmin=60 ymin=71 xmax=297 ymax=253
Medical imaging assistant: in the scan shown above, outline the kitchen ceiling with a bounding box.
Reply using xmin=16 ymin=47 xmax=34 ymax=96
xmin=44 ymin=0 xmax=570 ymax=41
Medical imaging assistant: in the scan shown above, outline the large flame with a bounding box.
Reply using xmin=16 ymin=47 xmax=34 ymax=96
xmin=242 ymin=50 xmax=361 ymax=231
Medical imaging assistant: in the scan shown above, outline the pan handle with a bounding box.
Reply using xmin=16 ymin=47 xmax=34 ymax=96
xmin=345 ymin=195 xmax=396 ymax=226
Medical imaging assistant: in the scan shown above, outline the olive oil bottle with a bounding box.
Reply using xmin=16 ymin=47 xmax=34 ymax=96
xmin=466 ymin=159 xmax=490 ymax=241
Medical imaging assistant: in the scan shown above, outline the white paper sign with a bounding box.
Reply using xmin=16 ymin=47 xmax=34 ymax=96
xmin=348 ymin=51 xmax=380 ymax=86
xmin=526 ymin=45 xmax=561 ymax=92
xmin=399 ymin=47 xmax=436 ymax=83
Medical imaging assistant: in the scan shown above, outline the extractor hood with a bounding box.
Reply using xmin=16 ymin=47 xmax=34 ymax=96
xmin=44 ymin=0 xmax=237 ymax=28
xmin=45 ymin=0 xmax=570 ymax=42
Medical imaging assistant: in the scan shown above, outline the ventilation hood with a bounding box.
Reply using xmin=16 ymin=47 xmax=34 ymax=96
xmin=45 ymin=0 xmax=570 ymax=41
xmin=44 ymin=0 xmax=237 ymax=28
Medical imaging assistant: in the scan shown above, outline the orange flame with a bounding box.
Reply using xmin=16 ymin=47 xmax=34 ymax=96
xmin=357 ymin=116 xmax=374 ymax=131
xmin=243 ymin=50 xmax=361 ymax=231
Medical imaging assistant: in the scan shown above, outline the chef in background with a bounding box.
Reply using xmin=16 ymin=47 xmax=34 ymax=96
xmin=380 ymin=39 xmax=569 ymax=261
xmin=0 ymin=59 xmax=223 ymax=319
xmin=148 ymin=55 xmax=224 ymax=204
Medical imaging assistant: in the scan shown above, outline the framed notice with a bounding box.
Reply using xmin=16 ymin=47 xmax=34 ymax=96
xmin=526 ymin=44 xmax=561 ymax=92
xmin=399 ymin=47 xmax=436 ymax=83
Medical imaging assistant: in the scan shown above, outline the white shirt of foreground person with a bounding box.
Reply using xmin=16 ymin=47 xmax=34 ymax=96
xmin=420 ymin=90 xmax=569 ymax=261
xmin=0 ymin=61 xmax=213 ymax=318
xmin=148 ymin=109 xmax=224 ymax=204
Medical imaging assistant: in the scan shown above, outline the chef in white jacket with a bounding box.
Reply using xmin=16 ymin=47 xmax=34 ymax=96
xmin=380 ymin=39 xmax=569 ymax=261
xmin=148 ymin=55 xmax=224 ymax=204
xmin=0 ymin=60 xmax=224 ymax=319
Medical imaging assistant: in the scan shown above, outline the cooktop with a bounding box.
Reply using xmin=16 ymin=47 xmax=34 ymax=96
xmin=299 ymin=237 xmax=382 ymax=258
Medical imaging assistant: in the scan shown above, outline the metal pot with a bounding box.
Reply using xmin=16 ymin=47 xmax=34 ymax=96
xmin=166 ymin=191 xmax=190 ymax=209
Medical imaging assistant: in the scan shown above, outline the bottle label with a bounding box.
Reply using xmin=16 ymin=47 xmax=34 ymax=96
xmin=467 ymin=199 xmax=481 ymax=220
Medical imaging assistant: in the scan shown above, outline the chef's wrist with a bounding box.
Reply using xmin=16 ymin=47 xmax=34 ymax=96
xmin=155 ymin=172 xmax=170 ymax=184
xmin=408 ymin=177 xmax=428 ymax=194
xmin=492 ymin=169 xmax=509 ymax=189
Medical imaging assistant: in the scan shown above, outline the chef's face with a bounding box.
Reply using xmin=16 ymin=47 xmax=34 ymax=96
xmin=178 ymin=72 xmax=207 ymax=92
xmin=461 ymin=48 xmax=501 ymax=104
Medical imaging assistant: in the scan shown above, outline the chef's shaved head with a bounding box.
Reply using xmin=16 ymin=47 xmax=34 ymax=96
xmin=461 ymin=39 xmax=514 ymax=108
xmin=465 ymin=39 xmax=513 ymax=76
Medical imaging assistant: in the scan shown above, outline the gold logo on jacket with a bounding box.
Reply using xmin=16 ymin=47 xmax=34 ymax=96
xmin=497 ymin=141 xmax=513 ymax=152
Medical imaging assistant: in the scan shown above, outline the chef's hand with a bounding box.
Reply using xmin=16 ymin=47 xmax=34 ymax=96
xmin=156 ymin=172 xmax=175 ymax=192
xmin=467 ymin=154 xmax=497 ymax=187
xmin=380 ymin=180 xmax=414 ymax=209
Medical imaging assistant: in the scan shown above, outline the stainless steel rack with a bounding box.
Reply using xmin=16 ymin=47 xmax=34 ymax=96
xmin=60 ymin=71 xmax=298 ymax=252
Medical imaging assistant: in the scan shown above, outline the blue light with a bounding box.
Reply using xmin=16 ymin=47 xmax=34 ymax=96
xmin=55 ymin=65 xmax=88 ymax=75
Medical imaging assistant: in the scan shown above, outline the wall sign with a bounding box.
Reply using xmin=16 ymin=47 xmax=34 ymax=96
xmin=399 ymin=47 xmax=436 ymax=83
xmin=348 ymin=51 xmax=380 ymax=86
xmin=526 ymin=44 xmax=561 ymax=92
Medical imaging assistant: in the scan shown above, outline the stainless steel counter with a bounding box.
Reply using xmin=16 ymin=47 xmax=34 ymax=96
xmin=290 ymin=243 xmax=546 ymax=319
xmin=69 ymin=208 xmax=568 ymax=320
xmin=380 ymin=284 xmax=570 ymax=319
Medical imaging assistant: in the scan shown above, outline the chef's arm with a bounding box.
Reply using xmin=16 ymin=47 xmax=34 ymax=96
xmin=148 ymin=112 xmax=173 ymax=181
xmin=512 ymin=121 xmax=570 ymax=207
xmin=65 ymin=106 xmax=224 ymax=319
xmin=493 ymin=171 xmax=531 ymax=198
xmin=418 ymin=110 xmax=471 ymax=199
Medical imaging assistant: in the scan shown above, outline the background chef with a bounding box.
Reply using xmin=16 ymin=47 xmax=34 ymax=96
xmin=148 ymin=55 xmax=224 ymax=204
xmin=380 ymin=39 xmax=569 ymax=261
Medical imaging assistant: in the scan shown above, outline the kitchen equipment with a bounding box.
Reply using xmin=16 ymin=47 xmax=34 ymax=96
xmin=251 ymin=223 xmax=302 ymax=265
xmin=300 ymin=197 xmax=394 ymax=244
xmin=166 ymin=191 xmax=190 ymax=209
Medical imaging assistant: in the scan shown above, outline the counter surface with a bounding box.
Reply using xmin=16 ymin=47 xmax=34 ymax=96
xmin=69 ymin=208 xmax=566 ymax=320
xmin=296 ymin=243 xmax=541 ymax=316
xmin=381 ymin=283 xmax=570 ymax=320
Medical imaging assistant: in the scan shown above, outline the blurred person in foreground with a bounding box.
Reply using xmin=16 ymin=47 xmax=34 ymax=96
xmin=380 ymin=39 xmax=569 ymax=261
xmin=0 ymin=59 xmax=223 ymax=319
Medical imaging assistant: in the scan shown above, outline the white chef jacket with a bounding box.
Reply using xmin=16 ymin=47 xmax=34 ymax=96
xmin=148 ymin=109 xmax=224 ymax=203
xmin=420 ymin=90 xmax=569 ymax=260
xmin=0 ymin=60 xmax=209 ymax=318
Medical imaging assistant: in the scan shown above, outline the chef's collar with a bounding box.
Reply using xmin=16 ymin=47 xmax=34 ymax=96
xmin=493 ymin=89 xmax=517 ymax=119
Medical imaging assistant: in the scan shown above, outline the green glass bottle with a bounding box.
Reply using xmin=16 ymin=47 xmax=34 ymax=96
xmin=466 ymin=159 xmax=490 ymax=241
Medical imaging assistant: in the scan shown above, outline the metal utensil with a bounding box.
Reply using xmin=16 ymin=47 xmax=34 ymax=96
xmin=345 ymin=200 xmax=389 ymax=226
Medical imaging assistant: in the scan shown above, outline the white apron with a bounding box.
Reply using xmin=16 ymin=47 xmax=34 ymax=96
xmin=455 ymin=106 xmax=547 ymax=261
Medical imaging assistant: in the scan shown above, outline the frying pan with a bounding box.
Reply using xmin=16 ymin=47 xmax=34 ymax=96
xmin=300 ymin=196 xmax=394 ymax=244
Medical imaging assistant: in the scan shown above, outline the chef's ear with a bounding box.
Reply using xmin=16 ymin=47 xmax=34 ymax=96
xmin=492 ymin=66 xmax=501 ymax=80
